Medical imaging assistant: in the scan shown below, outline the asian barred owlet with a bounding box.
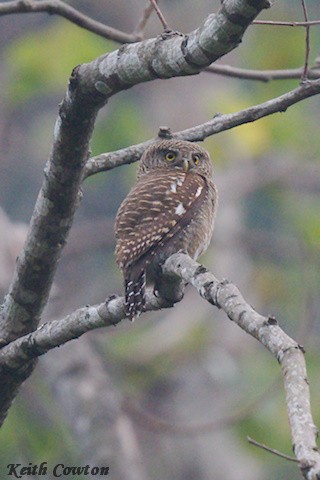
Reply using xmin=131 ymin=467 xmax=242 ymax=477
xmin=115 ymin=139 xmax=217 ymax=320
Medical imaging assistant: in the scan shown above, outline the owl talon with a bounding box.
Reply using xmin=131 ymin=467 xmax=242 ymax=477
xmin=160 ymin=29 xmax=183 ymax=40
xmin=105 ymin=294 xmax=118 ymax=303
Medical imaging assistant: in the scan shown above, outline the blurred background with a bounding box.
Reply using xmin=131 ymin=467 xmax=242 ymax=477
xmin=0 ymin=0 xmax=320 ymax=479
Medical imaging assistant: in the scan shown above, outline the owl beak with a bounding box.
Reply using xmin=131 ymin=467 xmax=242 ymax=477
xmin=182 ymin=159 xmax=190 ymax=173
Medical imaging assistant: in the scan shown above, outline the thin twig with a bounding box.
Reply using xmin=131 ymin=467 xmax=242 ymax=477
xmin=247 ymin=436 xmax=299 ymax=462
xmin=149 ymin=0 xmax=169 ymax=30
xmin=205 ymin=63 xmax=320 ymax=82
xmin=253 ymin=19 xmax=320 ymax=27
xmin=132 ymin=1 xmax=155 ymax=38
xmin=0 ymin=0 xmax=139 ymax=43
xmin=300 ymin=0 xmax=311 ymax=82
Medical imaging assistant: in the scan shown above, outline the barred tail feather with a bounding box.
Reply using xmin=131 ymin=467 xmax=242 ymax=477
xmin=125 ymin=270 xmax=146 ymax=321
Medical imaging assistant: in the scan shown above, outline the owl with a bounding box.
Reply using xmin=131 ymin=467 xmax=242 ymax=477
xmin=115 ymin=139 xmax=218 ymax=320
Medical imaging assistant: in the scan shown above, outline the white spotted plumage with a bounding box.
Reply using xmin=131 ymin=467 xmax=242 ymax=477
xmin=170 ymin=183 xmax=177 ymax=193
xmin=175 ymin=203 xmax=186 ymax=215
xmin=115 ymin=139 xmax=218 ymax=320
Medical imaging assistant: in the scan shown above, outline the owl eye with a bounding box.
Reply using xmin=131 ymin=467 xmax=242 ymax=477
xmin=194 ymin=154 xmax=200 ymax=165
xmin=165 ymin=151 xmax=176 ymax=162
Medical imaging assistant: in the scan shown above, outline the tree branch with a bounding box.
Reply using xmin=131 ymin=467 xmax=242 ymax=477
xmin=247 ymin=436 xmax=299 ymax=462
xmin=0 ymin=0 xmax=140 ymax=43
xmin=148 ymin=0 xmax=169 ymax=31
xmin=0 ymin=70 xmax=102 ymax=347
xmin=0 ymin=66 xmax=104 ymax=424
xmin=76 ymin=0 xmax=271 ymax=101
xmin=253 ymin=19 xmax=320 ymax=27
xmin=0 ymin=292 xmax=172 ymax=369
xmin=205 ymin=63 xmax=320 ymax=82
xmin=83 ymin=78 xmax=320 ymax=178
xmin=1 ymin=253 xmax=319 ymax=479
xmin=163 ymin=254 xmax=320 ymax=480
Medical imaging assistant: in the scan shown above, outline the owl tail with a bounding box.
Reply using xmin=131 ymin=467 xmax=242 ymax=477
xmin=125 ymin=269 xmax=146 ymax=321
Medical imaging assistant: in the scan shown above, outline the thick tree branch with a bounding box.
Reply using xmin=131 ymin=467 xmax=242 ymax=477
xmin=0 ymin=292 xmax=172 ymax=369
xmin=0 ymin=71 xmax=103 ymax=347
xmin=76 ymin=0 xmax=271 ymax=101
xmin=84 ymin=78 xmax=320 ymax=178
xmin=4 ymin=0 xmax=320 ymax=85
xmin=164 ymin=255 xmax=320 ymax=480
xmin=0 ymin=0 xmax=140 ymax=43
xmin=0 ymin=67 xmax=106 ymax=423
xmin=1 ymin=253 xmax=319 ymax=479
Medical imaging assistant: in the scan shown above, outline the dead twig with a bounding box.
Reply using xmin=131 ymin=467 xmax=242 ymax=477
xmin=300 ymin=0 xmax=311 ymax=83
xmin=132 ymin=1 xmax=156 ymax=38
xmin=205 ymin=63 xmax=320 ymax=82
xmin=253 ymin=19 xmax=320 ymax=27
xmin=247 ymin=436 xmax=299 ymax=462
xmin=149 ymin=0 xmax=169 ymax=31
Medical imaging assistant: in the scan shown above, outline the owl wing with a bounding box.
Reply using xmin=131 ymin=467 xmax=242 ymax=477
xmin=115 ymin=171 xmax=209 ymax=269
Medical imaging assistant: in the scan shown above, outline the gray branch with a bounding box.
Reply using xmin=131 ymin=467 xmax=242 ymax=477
xmin=0 ymin=0 xmax=140 ymax=43
xmin=1 ymin=253 xmax=319 ymax=479
xmin=0 ymin=292 xmax=172 ymax=369
xmin=84 ymin=78 xmax=320 ymax=178
xmin=76 ymin=0 xmax=271 ymax=102
xmin=4 ymin=1 xmax=320 ymax=84
xmin=0 ymin=73 xmax=101 ymax=347
xmin=205 ymin=63 xmax=320 ymax=82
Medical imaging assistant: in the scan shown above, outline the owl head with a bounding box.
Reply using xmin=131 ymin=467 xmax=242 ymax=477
xmin=137 ymin=139 xmax=213 ymax=179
